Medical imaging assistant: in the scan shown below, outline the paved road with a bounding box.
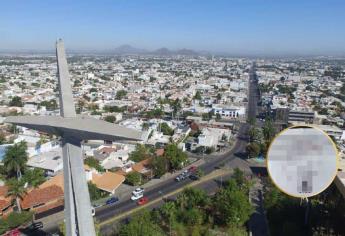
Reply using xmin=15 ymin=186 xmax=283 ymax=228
xmin=95 ymin=124 xmax=249 ymax=222
xmin=248 ymin=62 xmax=259 ymax=120
xmin=40 ymin=64 xmax=261 ymax=236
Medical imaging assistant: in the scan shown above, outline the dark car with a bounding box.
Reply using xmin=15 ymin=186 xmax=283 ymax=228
xmin=189 ymin=175 xmax=199 ymax=181
xmin=106 ymin=197 xmax=119 ymax=205
xmin=25 ymin=221 xmax=43 ymax=231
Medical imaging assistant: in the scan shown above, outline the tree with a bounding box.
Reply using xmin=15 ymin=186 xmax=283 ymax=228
xmin=164 ymin=144 xmax=188 ymax=170
xmin=194 ymin=91 xmax=202 ymax=100
xmin=84 ymin=157 xmax=104 ymax=172
xmin=142 ymin=122 xmax=150 ymax=130
xmin=88 ymin=181 xmax=104 ymax=201
xmin=160 ymin=122 xmax=174 ymax=136
xmin=116 ymin=90 xmax=127 ymax=100
xmin=40 ymin=99 xmax=58 ymax=111
xmin=217 ymin=93 xmax=222 ymax=101
xmin=9 ymin=96 xmax=23 ymax=107
xmin=89 ymin=87 xmax=97 ymax=93
xmin=213 ymin=179 xmax=253 ymax=226
xmin=6 ymin=178 xmax=26 ymax=213
xmin=262 ymin=119 xmax=275 ymax=144
xmin=248 ymin=127 xmax=262 ymax=142
xmin=246 ymin=142 xmax=260 ymax=158
xmin=171 ymin=99 xmax=182 ymax=115
xmin=176 ymin=188 xmax=209 ymax=210
xmin=23 ymin=168 xmax=45 ymax=188
xmin=215 ymin=113 xmax=221 ymax=121
xmin=104 ymin=115 xmax=116 ymax=123
xmin=119 ymin=210 xmax=164 ymax=236
xmin=0 ymin=220 xmax=9 ymax=235
xmin=129 ymin=144 xmax=151 ymax=162
xmin=3 ymin=141 xmax=28 ymax=179
xmin=6 ymin=211 xmax=33 ymax=229
xmin=0 ymin=132 xmax=6 ymax=145
xmin=202 ymin=113 xmax=211 ymax=121
xmin=125 ymin=172 xmax=141 ymax=186
xmin=151 ymin=156 xmax=168 ymax=178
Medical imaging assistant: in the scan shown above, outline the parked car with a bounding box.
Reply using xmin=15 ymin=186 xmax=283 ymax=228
xmin=188 ymin=166 xmax=197 ymax=173
xmin=92 ymin=202 xmax=102 ymax=208
xmin=132 ymin=187 xmax=144 ymax=196
xmin=131 ymin=193 xmax=144 ymax=201
xmin=91 ymin=207 xmax=95 ymax=216
xmin=189 ymin=175 xmax=199 ymax=181
xmin=137 ymin=196 xmax=149 ymax=205
xmin=26 ymin=222 xmax=43 ymax=231
xmin=106 ymin=197 xmax=119 ymax=205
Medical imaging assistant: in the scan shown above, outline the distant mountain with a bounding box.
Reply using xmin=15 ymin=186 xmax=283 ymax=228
xmin=110 ymin=45 xmax=199 ymax=56
xmin=112 ymin=44 xmax=147 ymax=54
xmin=176 ymin=48 xmax=198 ymax=55
xmin=153 ymin=47 xmax=172 ymax=55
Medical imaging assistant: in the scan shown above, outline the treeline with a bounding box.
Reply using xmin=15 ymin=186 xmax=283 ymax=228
xmin=117 ymin=168 xmax=254 ymax=236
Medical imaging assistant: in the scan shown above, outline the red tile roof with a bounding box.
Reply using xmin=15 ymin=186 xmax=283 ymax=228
xmin=21 ymin=185 xmax=63 ymax=210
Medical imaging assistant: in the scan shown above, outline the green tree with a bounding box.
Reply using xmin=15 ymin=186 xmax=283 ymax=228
xmin=194 ymin=91 xmax=202 ymax=100
xmin=23 ymin=168 xmax=45 ymax=188
xmin=0 ymin=220 xmax=9 ymax=235
xmin=129 ymin=144 xmax=150 ymax=162
xmin=213 ymin=179 xmax=253 ymax=226
xmin=3 ymin=141 xmax=28 ymax=179
xmin=6 ymin=211 xmax=33 ymax=229
xmin=104 ymin=115 xmax=116 ymax=123
xmin=215 ymin=113 xmax=221 ymax=121
xmin=0 ymin=132 xmax=6 ymax=145
xmin=164 ymin=144 xmax=188 ymax=170
xmin=202 ymin=113 xmax=211 ymax=121
xmin=6 ymin=178 xmax=27 ymax=213
xmin=176 ymin=188 xmax=209 ymax=210
xmin=40 ymin=99 xmax=58 ymax=110
xmin=160 ymin=122 xmax=174 ymax=136
xmin=125 ymin=172 xmax=142 ymax=186
xmin=246 ymin=142 xmax=260 ymax=158
xmin=84 ymin=157 xmax=104 ymax=172
xmin=9 ymin=96 xmax=23 ymax=107
xmin=89 ymin=87 xmax=97 ymax=93
xmin=142 ymin=122 xmax=150 ymax=130
xmin=171 ymin=99 xmax=182 ymax=115
xmin=119 ymin=210 xmax=164 ymax=236
xmin=88 ymin=181 xmax=104 ymax=201
xmin=248 ymin=127 xmax=262 ymax=143
xmin=262 ymin=119 xmax=275 ymax=143
xmin=116 ymin=90 xmax=127 ymax=100
xmin=151 ymin=156 xmax=168 ymax=178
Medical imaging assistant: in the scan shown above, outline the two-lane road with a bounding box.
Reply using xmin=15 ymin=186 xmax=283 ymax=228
xmin=95 ymin=124 xmax=249 ymax=223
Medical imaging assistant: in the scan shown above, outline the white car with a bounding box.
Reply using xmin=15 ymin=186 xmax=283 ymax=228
xmin=91 ymin=207 xmax=95 ymax=216
xmin=131 ymin=193 xmax=144 ymax=201
xmin=132 ymin=187 xmax=144 ymax=196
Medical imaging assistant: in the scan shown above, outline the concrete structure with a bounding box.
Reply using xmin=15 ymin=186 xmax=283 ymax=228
xmin=5 ymin=40 xmax=142 ymax=236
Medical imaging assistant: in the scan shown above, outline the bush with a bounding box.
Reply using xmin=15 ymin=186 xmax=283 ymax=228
xmin=6 ymin=211 xmax=33 ymax=229
xmin=125 ymin=172 xmax=141 ymax=186
xmin=0 ymin=220 xmax=9 ymax=235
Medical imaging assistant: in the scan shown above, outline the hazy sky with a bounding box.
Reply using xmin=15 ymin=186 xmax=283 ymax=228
xmin=1 ymin=0 xmax=345 ymax=55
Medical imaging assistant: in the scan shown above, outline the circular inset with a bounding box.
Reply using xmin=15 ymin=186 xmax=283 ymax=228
xmin=267 ymin=126 xmax=338 ymax=198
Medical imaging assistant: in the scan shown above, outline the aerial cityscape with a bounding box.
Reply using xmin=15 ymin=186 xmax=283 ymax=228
xmin=0 ymin=1 xmax=345 ymax=236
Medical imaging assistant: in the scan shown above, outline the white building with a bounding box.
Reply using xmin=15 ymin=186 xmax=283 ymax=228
xmin=212 ymin=104 xmax=246 ymax=119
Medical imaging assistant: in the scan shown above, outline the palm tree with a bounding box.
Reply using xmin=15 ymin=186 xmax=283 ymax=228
xmin=6 ymin=178 xmax=26 ymax=213
xmin=3 ymin=141 xmax=28 ymax=179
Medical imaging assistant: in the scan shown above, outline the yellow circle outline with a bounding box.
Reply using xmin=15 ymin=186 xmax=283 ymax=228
xmin=266 ymin=124 xmax=339 ymax=198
